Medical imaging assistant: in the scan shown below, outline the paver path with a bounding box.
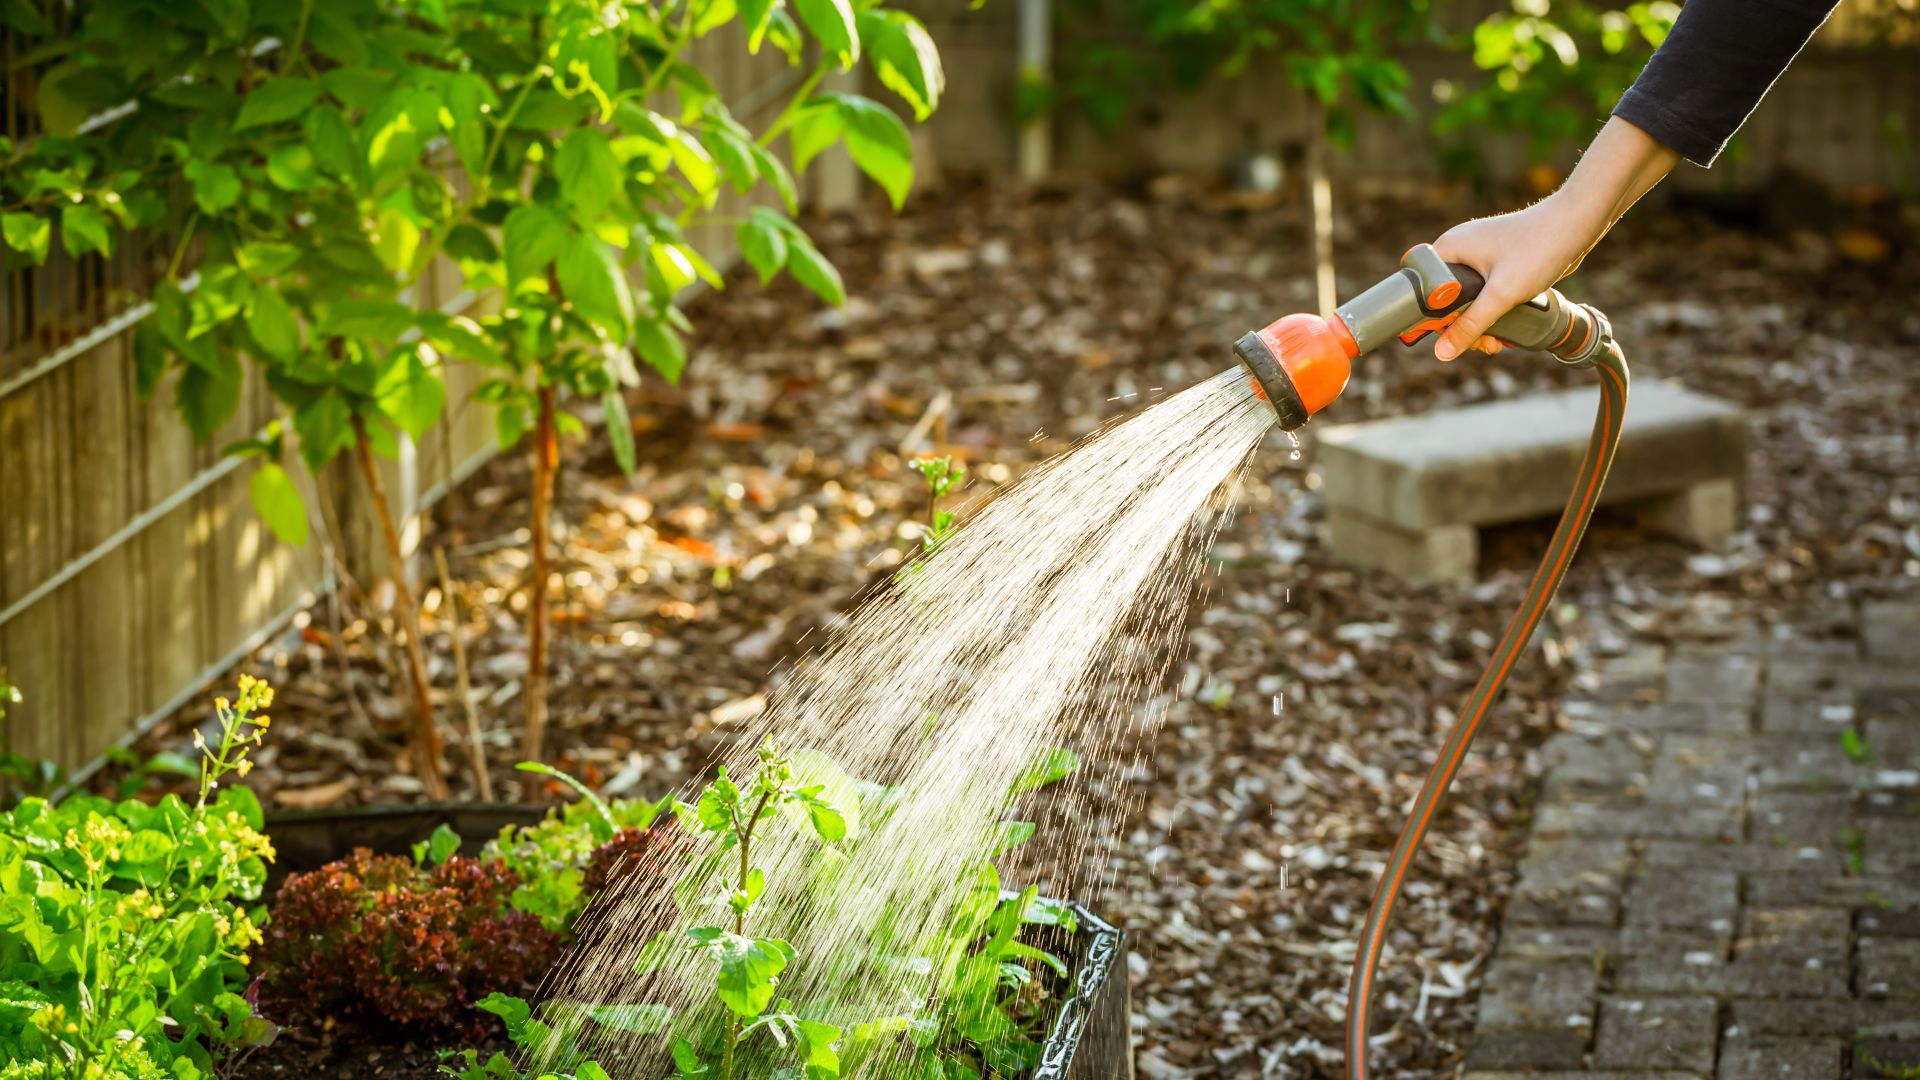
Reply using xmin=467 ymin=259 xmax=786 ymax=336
xmin=1460 ymin=598 xmax=1920 ymax=1079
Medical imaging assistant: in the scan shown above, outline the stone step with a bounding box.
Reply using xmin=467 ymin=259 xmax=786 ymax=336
xmin=1316 ymin=380 xmax=1748 ymax=581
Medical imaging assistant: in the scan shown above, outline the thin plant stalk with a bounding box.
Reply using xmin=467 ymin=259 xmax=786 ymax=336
xmin=351 ymin=418 xmax=450 ymax=800
xmin=521 ymin=383 xmax=559 ymax=798
xmin=435 ymin=544 xmax=493 ymax=801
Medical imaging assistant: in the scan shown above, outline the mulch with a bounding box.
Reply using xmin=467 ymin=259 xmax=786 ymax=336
xmin=121 ymin=173 xmax=1919 ymax=1077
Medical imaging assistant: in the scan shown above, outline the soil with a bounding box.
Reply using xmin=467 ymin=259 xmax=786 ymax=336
xmin=120 ymin=175 xmax=1920 ymax=1077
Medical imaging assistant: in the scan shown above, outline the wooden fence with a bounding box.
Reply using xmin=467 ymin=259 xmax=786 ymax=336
xmin=3 ymin=2 xmax=1916 ymax=779
xmin=0 ymin=26 xmax=820 ymax=779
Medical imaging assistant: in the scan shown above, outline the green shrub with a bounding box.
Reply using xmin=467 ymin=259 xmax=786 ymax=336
xmin=0 ymin=679 xmax=278 ymax=1079
xmin=1434 ymin=1 xmax=1677 ymax=173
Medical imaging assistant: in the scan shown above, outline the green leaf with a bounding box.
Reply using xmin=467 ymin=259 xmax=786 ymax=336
xmin=324 ymin=299 xmax=414 ymax=341
xmin=247 ymin=289 xmax=301 ymax=361
xmin=766 ymin=9 xmax=805 ymax=64
xmin=859 ymin=11 xmax=944 ymax=121
xmin=556 ymin=128 xmax=622 ymax=219
xmin=267 ymin=144 xmax=319 ymax=191
xmin=426 ymin=822 xmax=461 ymax=865
xmin=134 ymin=322 xmax=169 ymax=398
xmin=557 ymin=233 xmax=635 ymax=340
xmin=785 ymin=235 xmax=845 ymax=307
xmin=750 ymin=143 xmax=798 ymax=212
xmin=789 ymin=101 xmax=846 ymax=174
xmin=59 ymin=204 xmax=112 ymax=257
xmin=603 ymin=390 xmax=636 ymax=477
xmin=740 ymin=0 xmax=777 ymax=51
xmin=445 ymin=74 xmax=496 ymax=176
xmin=738 ymin=217 xmax=788 ymax=284
xmin=632 ymin=318 xmax=686 ymax=383
xmin=1 ymin=212 xmax=51 ymax=264
xmin=496 ymin=403 xmax=528 ymax=450
xmin=34 ymin=60 xmax=89 ymax=136
xmin=374 ymin=347 xmax=446 ymax=438
xmin=836 ymin=95 xmax=914 ymax=209
xmin=248 ymin=463 xmax=309 ymax=546
xmin=1009 ymin=747 xmax=1080 ymax=796
xmin=295 ymin=390 xmax=355 ymax=471
xmin=704 ymin=127 xmax=759 ymax=193
xmin=365 ymin=87 xmax=441 ymax=177
xmin=794 ymin=0 xmax=859 ymax=68
xmin=692 ymin=932 xmax=793 ymax=1016
xmin=319 ymin=67 xmax=394 ymax=110
xmin=503 ymin=204 xmax=569 ymax=291
xmin=475 ymin=993 xmax=532 ymax=1042
xmin=185 ymin=159 xmax=241 ymax=215
xmin=514 ymin=762 xmax=621 ymax=842
xmin=177 ymin=352 xmax=243 ymax=442
xmin=234 ymin=77 xmax=321 ymax=131
xmin=374 ymin=207 xmax=421 ymax=274
xmin=305 ymin=107 xmax=358 ymax=181
xmin=667 ymin=129 xmax=719 ymax=203
xmin=989 ymin=821 xmax=1036 ymax=857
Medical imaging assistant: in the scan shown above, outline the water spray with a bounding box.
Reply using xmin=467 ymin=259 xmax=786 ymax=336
xmin=1232 ymin=244 xmax=1629 ymax=1080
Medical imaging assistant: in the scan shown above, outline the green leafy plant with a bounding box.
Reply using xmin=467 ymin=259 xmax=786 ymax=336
xmin=0 ymin=678 xmax=278 ymax=1079
xmin=484 ymin=766 xmax=684 ymax=934
xmin=666 ymin=740 xmax=850 ymax=1080
xmin=437 ymin=992 xmax=618 ymax=1080
xmin=1433 ymin=1 xmax=1677 ymax=175
xmin=908 ymin=456 xmax=966 ymax=557
xmin=1841 ymin=726 xmax=1872 ymax=764
xmin=0 ymin=0 xmax=946 ymax=799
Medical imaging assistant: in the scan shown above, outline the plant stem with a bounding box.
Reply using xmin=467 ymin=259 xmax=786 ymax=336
xmin=434 ymin=544 xmax=493 ymax=801
xmin=756 ymin=63 xmax=830 ymax=148
xmin=351 ymin=419 xmax=450 ymax=800
xmin=284 ymin=0 xmax=314 ymax=74
xmin=520 ymin=383 xmax=559 ymax=799
xmin=720 ymin=787 xmax=772 ymax=1080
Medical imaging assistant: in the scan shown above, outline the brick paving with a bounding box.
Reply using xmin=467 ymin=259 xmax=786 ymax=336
xmin=1460 ymin=598 xmax=1920 ymax=1079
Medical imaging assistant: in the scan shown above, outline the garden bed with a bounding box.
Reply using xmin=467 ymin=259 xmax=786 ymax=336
xmin=235 ymin=792 xmax=1132 ymax=1078
xmin=118 ymin=176 xmax=1919 ymax=1076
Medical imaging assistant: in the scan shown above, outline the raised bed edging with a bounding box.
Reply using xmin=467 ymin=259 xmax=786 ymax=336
xmin=262 ymin=805 xmax=1135 ymax=1079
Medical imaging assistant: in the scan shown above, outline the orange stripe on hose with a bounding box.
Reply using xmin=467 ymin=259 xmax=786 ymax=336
xmin=1345 ymin=362 xmax=1624 ymax=1079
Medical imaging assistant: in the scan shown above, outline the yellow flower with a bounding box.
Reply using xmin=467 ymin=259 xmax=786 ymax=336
xmin=254 ymin=714 xmax=271 ymax=729
xmin=236 ymin=758 xmax=253 ymax=778
xmin=237 ymin=674 xmax=256 ymax=690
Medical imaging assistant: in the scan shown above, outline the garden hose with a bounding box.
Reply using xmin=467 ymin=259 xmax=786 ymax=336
xmin=1230 ymin=244 xmax=1630 ymax=1080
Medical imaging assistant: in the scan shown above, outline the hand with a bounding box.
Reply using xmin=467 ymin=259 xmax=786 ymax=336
xmin=1429 ymin=194 xmax=1605 ymax=360
xmin=1427 ymin=115 xmax=1680 ymax=361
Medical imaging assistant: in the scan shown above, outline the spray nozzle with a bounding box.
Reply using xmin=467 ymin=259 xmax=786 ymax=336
xmin=1233 ymin=243 xmax=1612 ymax=431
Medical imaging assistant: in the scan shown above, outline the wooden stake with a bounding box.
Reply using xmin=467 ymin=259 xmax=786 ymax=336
xmin=434 ymin=544 xmax=492 ymax=802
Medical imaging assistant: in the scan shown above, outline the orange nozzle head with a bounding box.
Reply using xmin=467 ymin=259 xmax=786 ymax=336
xmin=1233 ymin=313 xmax=1357 ymax=430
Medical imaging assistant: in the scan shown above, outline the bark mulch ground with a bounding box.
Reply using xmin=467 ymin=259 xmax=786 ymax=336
xmin=122 ymin=176 xmax=1919 ymax=1077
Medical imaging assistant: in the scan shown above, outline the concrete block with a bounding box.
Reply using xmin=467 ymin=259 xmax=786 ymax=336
xmin=1326 ymin=509 xmax=1477 ymax=582
xmin=1316 ymin=381 xmax=1747 ymax=580
xmin=1632 ymin=478 xmax=1740 ymax=548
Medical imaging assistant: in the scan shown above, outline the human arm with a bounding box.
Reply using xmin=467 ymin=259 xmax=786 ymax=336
xmin=1430 ymin=0 xmax=1840 ymax=360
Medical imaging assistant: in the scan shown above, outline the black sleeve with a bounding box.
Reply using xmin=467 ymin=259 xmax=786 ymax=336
xmin=1612 ymin=0 xmax=1841 ymax=166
